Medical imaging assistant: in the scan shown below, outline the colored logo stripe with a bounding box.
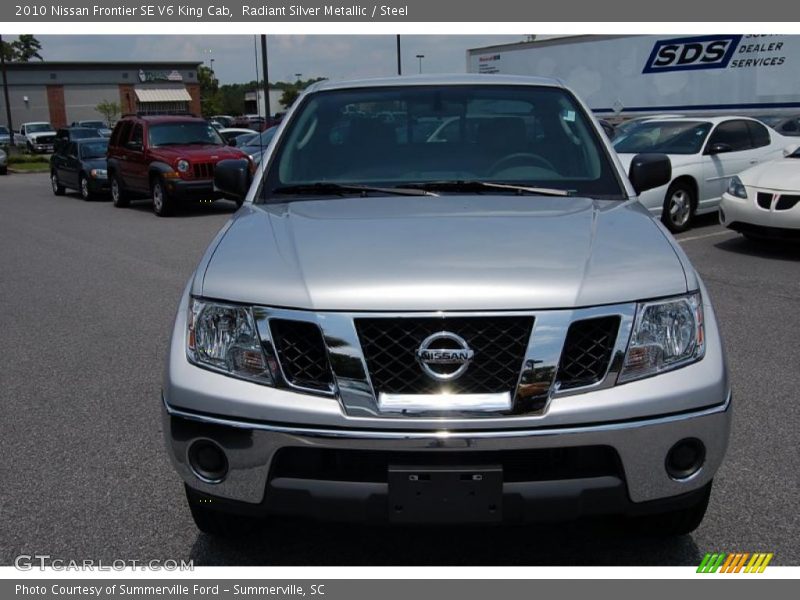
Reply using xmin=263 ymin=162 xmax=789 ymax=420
xmin=698 ymin=552 xmax=773 ymax=573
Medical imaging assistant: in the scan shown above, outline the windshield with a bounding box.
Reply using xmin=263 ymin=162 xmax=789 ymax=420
xmin=80 ymin=140 xmax=108 ymax=159
xmin=148 ymin=122 xmax=223 ymax=147
xmin=28 ymin=123 xmax=54 ymax=133
xmin=613 ymin=121 xmax=712 ymax=155
xmin=260 ymin=85 xmax=624 ymax=200
xmin=70 ymin=128 xmax=99 ymax=140
xmin=80 ymin=121 xmax=106 ymax=129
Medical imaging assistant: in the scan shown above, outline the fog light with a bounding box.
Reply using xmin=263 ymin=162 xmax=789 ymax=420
xmin=188 ymin=439 xmax=228 ymax=483
xmin=666 ymin=438 xmax=705 ymax=480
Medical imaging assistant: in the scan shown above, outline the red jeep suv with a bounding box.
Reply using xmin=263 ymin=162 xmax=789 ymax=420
xmin=107 ymin=114 xmax=250 ymax=216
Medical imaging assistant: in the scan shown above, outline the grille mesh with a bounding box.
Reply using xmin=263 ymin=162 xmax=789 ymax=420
xmin=270 ymin=319 xmax=333 ymax=391
xmin=557 ymin=316 xmax=620 ymax=390
xmin=356 ymin=317 xmax=533 ymax=396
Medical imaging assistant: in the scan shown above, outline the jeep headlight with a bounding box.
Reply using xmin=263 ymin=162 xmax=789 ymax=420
xmin=90 ymin=168 xmax=107 ymax=179
xmin=727 ymin=176 xmax=747 ymax=199
xmin=176 ymin=159 xmax=190 ymax=173
xmin=619 ymin=293 xmax=705 ymax=382
xmin=187 ymin=298 xmax=273 ymax=384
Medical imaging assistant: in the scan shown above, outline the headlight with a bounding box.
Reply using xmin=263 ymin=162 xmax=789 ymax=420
xmin=90 ymin=168 xmax=107 ymax=179
xmin=187 ymin=299 xmax=273 ymax=384
xmin=727 ymin=176 xmax=747 ymax=199
xmin=176 ymin=159 xmax=190 ymax=173
xmin=619 ymin=293 xmax=705 ymax=383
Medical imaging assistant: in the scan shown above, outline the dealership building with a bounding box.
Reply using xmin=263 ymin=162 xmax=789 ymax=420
xmin=0 ymin=61 xmax=203 ymax=128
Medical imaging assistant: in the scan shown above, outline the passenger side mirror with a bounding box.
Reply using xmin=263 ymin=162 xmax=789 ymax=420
xmin=706 ymin=142 xmax=733 ymax=155
xmin=214 ymin=159 xmax=251 ymax=201
xmin=628 ymin=153 xmax=672 ymax=195
xmin=783 ymin=143 xmax=799 ymax=157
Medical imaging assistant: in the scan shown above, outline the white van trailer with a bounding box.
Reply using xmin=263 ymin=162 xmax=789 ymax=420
xmin=467 ymin=35 xmax=799 ymax=118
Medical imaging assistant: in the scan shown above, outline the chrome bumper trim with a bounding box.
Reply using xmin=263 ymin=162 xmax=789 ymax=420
xmin=163 ymin=390 xmax=730 ymax=440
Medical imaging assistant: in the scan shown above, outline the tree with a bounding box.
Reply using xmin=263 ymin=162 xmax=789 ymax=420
xmin=1 ymin=35 xmax=43 ymax=62
xmin=95 ymin=100 xmax=121 ymax=126
xmin=197 ymin=65 xmax=222 ymax=117
xmin=279 ymin=87 xmax=300 ymax=109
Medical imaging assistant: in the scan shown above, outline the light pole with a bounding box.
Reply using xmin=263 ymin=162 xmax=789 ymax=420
xmin=416 ymin=54 xmax=425 ymax=74
xmin=396 ymin=35 xmax=401 ymax=75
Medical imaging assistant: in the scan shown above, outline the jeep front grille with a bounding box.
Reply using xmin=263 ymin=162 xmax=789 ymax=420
xmin=355 ymin=316 xmax=534 ymax=396
xmin=192 ymin=162 xmax=215 ymax=179
xmin=556 ymin=316 xmax=621 ymax=390
xmin=269 ymin=319 xmax=334 ymax=391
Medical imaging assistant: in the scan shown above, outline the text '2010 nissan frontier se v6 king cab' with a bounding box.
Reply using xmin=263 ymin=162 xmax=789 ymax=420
xmin=162 ymin=75 xmax=731 ymax=537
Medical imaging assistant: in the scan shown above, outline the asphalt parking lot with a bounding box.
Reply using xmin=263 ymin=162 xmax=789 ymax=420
xmin=1 ymin=172 xmax=798 ymax=566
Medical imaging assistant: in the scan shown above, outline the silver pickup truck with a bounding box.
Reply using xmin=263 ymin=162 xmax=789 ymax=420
xmin=162 ymin=75 xmax=731 ymax=537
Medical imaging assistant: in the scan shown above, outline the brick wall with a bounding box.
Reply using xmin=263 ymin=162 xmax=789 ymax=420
xmin=186 ymin=83 xmax=201 ymax=117
xmin=119 ymin=84 xmax=136 ymax=115
xmin=46 ymin=85 xmax=67 ymax=128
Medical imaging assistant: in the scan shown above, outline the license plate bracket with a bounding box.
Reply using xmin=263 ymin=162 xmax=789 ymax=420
xmin=388 ymin=465 xmax=502 ymax=523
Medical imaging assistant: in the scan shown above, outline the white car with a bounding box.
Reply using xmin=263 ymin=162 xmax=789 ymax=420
xmin=615 ymin=117 xmax=789 ymax=232
xmin=720 ymin=145 xmax=800 ymax=242
xmin=0 ymin=147 xmax=7 ymax=175
xmin=14 ymin=121 xmax=57 ymax=153
xmin=217 ymin=127 xmax=258 ymax=145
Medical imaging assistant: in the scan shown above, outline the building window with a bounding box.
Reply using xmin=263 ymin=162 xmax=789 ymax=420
xmin=122 ymin=72 xmax=129 ymax=79
xmin=50 ymin=73 xmax=57 ymax=80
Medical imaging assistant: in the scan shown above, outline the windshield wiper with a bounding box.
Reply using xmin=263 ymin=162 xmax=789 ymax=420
xmin=405 ymin=180 xmax=572 ymax=197
xmin=272 ymin=183 xmax=437 ymax=197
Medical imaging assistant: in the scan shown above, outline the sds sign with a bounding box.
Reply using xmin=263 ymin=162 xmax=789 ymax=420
xmin=643 ymin=35 xmax=743 ymax=73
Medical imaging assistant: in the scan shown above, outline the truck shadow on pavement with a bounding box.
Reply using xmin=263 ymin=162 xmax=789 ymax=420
xmin=186 ymin=517 xmax=703 ymax=566
xmin=124 ymin=199 xmax=239 ymax=218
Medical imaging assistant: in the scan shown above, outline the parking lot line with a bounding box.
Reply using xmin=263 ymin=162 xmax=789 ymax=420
xmin=677 ymin=230 xmax=738 ymax=243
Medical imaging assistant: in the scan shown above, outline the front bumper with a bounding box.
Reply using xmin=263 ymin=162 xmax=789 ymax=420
xmin=163 ymin=392 xmax=731 ymax=521
xmin=720 ymin=192 xmax=800 ymax=240
xmin=164 ymin=178 xmax=221 ymax=201
xmin=88 ymin=177 xmax=110 ymax=194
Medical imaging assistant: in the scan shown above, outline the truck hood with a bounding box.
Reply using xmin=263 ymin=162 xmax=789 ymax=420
xmin=27 ymin=131 xmax=56 ymax=141
xmin=200 ymin=195 xmax=688 ymax=311
xmin=739 ymin=157 xmax=800 ymax=191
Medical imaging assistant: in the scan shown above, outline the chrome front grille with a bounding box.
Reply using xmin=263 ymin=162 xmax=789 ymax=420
xmin=253 ymin=304 xmax=635 ymax=418
xmin=355 ymin=316 xmax=534 ymax=396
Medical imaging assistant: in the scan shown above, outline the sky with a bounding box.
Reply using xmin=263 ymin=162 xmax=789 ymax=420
xmin=29 ymin=35 xmax=526 ymax=84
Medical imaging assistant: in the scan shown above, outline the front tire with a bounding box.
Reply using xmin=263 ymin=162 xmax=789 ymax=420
xmin=151 ymin=177 xmax=174 ymax=217
xmin=662 ymin=181 xmax=696 ymax=233
xmin=628 ymin=481 xmax=712 ymax=536
xmin=184 ymin=485 xmax=253 ymax=537
xmin=79 ymin=174 xmax=92 ymax=201
xmin=111 ymin=175 xmax=129 ymax=208
xmin=51 ymin=171 xmax=65 ymax=196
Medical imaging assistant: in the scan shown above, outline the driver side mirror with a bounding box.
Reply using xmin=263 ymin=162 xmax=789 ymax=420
xmin=706 ymin=142 xmax=733 ymax=155
xmin=227 ymin=138 xmax=238 ymax=147
xmin=125 ymin=140 xmax=143 ymax=152
xmin=214 ymin=159 xmax=251 ymax=201
xmin=628 ymin=153 xmax=671 ymax=195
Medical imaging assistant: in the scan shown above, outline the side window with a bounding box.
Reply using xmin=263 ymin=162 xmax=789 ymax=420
xmin=708 ymin=120 xmax=752 ymax=152
xmin=747 ymin=121 xmax=771 ymax=148
xmin=67 ymin=142 xmax=77 ymax=158
xmin=130 ymin=124 xmax=143 ymax=146
xmin=112 ymin=121 xmax=132 ymax=147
